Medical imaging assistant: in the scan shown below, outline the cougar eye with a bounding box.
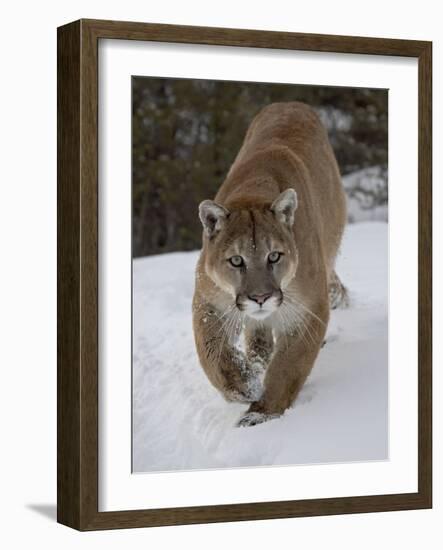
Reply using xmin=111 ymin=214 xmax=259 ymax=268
xmin=229 ymin=255 xmax=244 ymax=267
xmin=268 ymin=251 xmax=282 ymax=264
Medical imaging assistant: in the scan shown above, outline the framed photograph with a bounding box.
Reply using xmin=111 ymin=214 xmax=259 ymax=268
xmin=57 ymin=19 xmax=432 ymax=530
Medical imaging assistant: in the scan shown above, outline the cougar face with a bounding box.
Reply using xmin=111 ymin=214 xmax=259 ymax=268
xmin=199 ymin=189 xmax=299 ymax=320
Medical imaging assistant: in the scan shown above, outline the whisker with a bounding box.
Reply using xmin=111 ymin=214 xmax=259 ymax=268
xmin=287 ymin=303 xmax=317 ymax=344
xmin=277 ymin=309 xmax=290 ymax=352
xmin=284 ymin=292 xmax=326 ymax=327
xmin=214 ymin=307 xmax=238 ymax=339
xmin=219 ymin=312 xmax=236 ymax=361
xmin=280 ymin=299 xmax=319 ymax=349
xmin=213 ymin=307 xmax=237 ymax=367
xmin=222 ymin=308 xmax=243 ymax=363
xmin=206 ymin=304 xmax=235 ymax=333
xmin=283 ymin=304 xmax=310 ymax=349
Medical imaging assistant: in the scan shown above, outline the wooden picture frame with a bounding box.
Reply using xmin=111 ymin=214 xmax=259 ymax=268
xmin=57 ymin=18 xmax=432 ymax=530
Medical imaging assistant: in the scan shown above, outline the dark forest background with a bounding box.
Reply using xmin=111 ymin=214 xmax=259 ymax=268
xmin=132 ymin=77 xmax=388 ymax=258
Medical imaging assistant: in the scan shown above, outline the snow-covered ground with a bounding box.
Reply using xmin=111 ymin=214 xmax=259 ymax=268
xmin=133 ymin=222 xmax=388 ymax=473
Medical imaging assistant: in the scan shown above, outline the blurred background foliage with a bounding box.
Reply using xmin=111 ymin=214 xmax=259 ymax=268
xmin=132 ymin=77 xmax=388 ymax=257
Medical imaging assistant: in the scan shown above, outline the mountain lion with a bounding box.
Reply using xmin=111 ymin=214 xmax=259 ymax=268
xmin=192 ymin=102 xmax=348 ymax=427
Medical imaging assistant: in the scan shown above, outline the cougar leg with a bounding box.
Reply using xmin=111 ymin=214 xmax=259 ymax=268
xmin=193 ymin=302 xmax=260 ymax=403
xmin=241 ymin=323 xmax=274 ymax=403
xmin=237 ymin=300 xmax=329 ymax=427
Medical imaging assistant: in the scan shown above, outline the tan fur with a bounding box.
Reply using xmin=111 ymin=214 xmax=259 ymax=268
xmin=192 ymin=102 xmax=348 ymax=427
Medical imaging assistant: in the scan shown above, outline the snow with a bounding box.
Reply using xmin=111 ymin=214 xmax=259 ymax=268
xmin=133 ymin=222 xmax=388 ymax=473
xmin=343 ymin=166 xmax=388 ymax=223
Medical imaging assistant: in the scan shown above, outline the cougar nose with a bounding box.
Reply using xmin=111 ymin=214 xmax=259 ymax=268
xmin=248 ymin=292 xmax=272 ymax=306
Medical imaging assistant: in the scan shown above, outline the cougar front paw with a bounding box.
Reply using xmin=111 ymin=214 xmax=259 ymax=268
xmin=236 ymin=411 xmax=279 ymax=428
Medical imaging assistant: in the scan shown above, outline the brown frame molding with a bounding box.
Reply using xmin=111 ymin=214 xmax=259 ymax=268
xmin=57 ymin=18 xmax=432 ymax=530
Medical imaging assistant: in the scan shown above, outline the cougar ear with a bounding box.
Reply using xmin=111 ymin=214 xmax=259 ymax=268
xmin=271 ymin=189 xmax=298 ymax=227
xmin=199 ymin=200 xmax=230 ymax=238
